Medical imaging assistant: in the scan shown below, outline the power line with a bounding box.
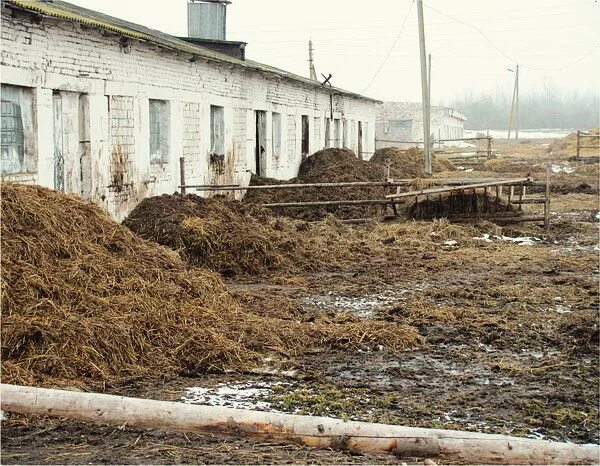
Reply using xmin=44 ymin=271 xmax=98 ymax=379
xmin=239 ymin=22 xmax=597 ymax=45
xmin=229 ymin=2 xmax=593 ymax=31
xmin=424 ymin=3 xmax=600 ymax=72
xmin=360 ymin=0 xmax=415 ymax=94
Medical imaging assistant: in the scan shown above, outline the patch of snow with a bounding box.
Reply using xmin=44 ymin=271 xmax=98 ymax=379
xmin=473 ymin=234 xmax=540 ymax=246
xmin=442 ymin=141 xmax=475 ymax=148
xmin=464 ymin=168 xmax=474 ymax=172
xmin=0 ymin=410 xmax=6 ymax=421
xmin=464 ymin=129 xmax=573 ymax=140
xmin=551 ymin=164 xmax=576 ymax=174
xmin=500 ymin=235 xmax=539 ymax=246
xmin=444 ymin=240 xmax=458 ymax=246
xmin=527 ymin=431 xmax=548 ymax=440
xmin=553 ymin=304 xmax=572 ymax=314
xmin=182 ymin=381 xmax=287 ymax=411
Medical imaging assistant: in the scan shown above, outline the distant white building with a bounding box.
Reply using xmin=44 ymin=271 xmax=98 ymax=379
xmin=376 ymin=102 xmax=467 ymax=149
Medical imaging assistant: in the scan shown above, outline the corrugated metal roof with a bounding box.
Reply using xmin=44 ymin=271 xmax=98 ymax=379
xmin=4 ymin=0 xmax=380 ymax=103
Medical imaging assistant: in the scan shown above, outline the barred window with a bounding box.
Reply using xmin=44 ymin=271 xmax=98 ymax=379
xmin=210 ymin=105 xmax=224 ymax=156
xmin=149 ymin=99 xmax=169 ymax=164
xmin=1 ymin=100 xmax=25 ymax=174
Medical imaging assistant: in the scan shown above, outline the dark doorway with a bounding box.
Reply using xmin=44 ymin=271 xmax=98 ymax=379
xmin=255 ymin=110 xmax=266 ymax=176
xmin=357 ymin=121 xmax=363 ymax=160
xmin=301 ymin=115 xmax=309 ymax=159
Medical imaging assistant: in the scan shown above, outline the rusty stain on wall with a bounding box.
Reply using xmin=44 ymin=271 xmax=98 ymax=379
xmin=109 ymin=145 xmax=130 ymax=193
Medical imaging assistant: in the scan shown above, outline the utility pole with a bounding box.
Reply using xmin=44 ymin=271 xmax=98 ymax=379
xmin=417 ymin=0 xmax=431 ymax=174
xmin=308 ymin=39 xmax=317 ymax=81
xmin=428 ymin=53 xmax=432 ymax=145
xmin=515 ymin=64 xmax=519 ymax=140
xmin=507 ymin=64 xmax=519 ymax=140
xmin=428 ymin=54 xmax=432 ymax=103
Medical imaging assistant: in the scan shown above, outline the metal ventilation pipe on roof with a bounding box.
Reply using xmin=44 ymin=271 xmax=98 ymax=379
xmin=188 ymin=0 xmax=230 ymax=41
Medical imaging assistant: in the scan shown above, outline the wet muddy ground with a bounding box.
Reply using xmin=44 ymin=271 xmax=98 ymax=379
xmin=3 ymin=222 xmax=598 ymax=464
xmin=2 ymin=165 xmax=599 ymax=464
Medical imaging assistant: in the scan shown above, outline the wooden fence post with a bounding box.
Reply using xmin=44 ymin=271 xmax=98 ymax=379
xmin=179 ymin=156 xmax=186 ymax=194
xmin=544 ymin=165 xmax=551 ymax=231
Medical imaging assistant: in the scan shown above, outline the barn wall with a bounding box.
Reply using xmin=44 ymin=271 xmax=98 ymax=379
xmin=1 ymin=7 xmax=377 ymax=220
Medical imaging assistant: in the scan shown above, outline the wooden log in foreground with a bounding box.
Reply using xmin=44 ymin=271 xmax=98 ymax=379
xmin=1 ymin=384 xmax=598 ymax=465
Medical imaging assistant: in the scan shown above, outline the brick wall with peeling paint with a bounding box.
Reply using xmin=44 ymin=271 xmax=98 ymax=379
xmin=0 ymin=6 xmax=378 ymax=220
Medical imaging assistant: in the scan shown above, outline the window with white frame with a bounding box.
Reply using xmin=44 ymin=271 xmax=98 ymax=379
xmin=325 ymin=117 xmax=331 ymax=148
xmin=149 ymin=99 xmax=169 ymax=164
xmin=272 ymin=112 xmax=282 ymax=156
xmin=210 ymin=105 xmax=225 ymax=156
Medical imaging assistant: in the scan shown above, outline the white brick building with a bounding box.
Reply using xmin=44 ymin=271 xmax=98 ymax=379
xmin=0 ymin=0 xmax=379 ymax=220
xmin=376 ymin=102 xmax=467 ymax=150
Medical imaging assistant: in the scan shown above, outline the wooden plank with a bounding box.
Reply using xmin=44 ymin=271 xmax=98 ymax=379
xmin=510 ymin=198 xmax=546 ymax=205
xmin=196 ymin=181 xmax=404 ymax=191
xmin=545 ymin=166 xmax=551 ymax=231
xmin=450 ymin=215 xmax=546 ymax=224
xmin=262 ymin=199 xmax=392 ymax=208
xmin=179 ymin=178 xmax=509 ymax=192
xmin=386 ymin=178 xmax=531 ymax=200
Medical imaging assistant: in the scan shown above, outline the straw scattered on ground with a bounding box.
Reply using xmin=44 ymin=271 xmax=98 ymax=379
xmin=548 ymin=128 xmax=600 ymax=157
xmin=1 ymin=184 xmax=423 ymax=389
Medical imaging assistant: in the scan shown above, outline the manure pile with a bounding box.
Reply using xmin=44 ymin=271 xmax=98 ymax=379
xmin=403 ymin=191 xmax=516 ymax=220
xmin=2 ymin=184 xmax=421 ymax=388
xmin=244 ymin=148 xmax=390 ymax=221
xmin=123 ymin=194 xmax=366 ymax=276
xmin=243 ymin=147 xmax=454 ymax=221
xmin=370 ymin=147 xmax=455 ymax=177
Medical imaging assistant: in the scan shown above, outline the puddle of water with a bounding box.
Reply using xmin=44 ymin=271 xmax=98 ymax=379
xmin=182 ymin=381 xmax=287 ymax=411
xmin=303 ymin=286 xmax=429 ymax=318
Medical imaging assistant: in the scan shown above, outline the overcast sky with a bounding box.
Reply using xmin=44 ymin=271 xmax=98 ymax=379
xmin=69 ymin=0 xmax=599 ymax=104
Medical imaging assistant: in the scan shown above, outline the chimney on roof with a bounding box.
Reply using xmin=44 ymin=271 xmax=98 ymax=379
xmin=187 ymin=0 xmax=230 ymax=41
